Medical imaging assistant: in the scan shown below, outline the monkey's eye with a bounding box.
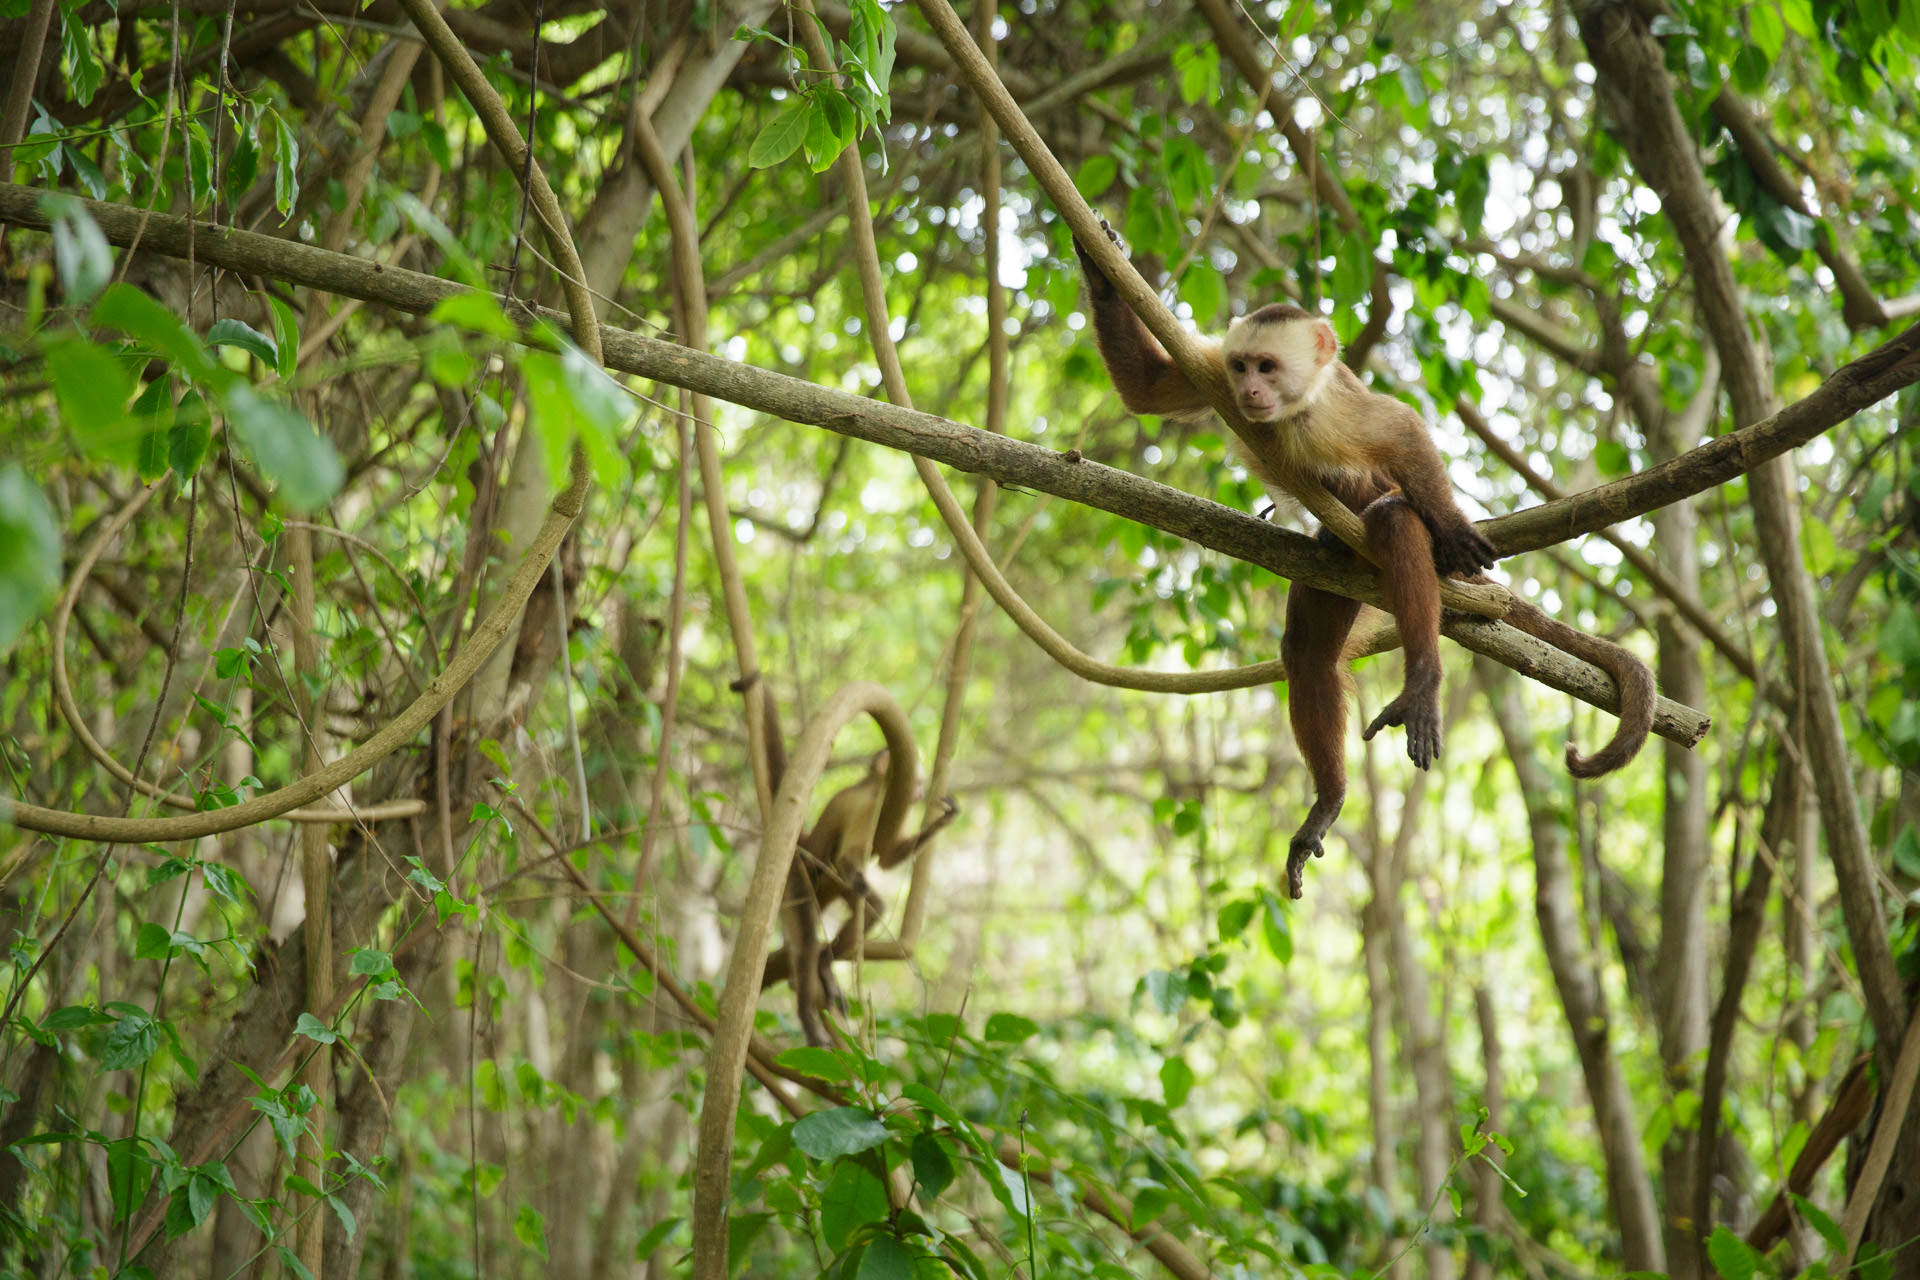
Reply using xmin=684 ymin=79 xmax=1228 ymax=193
xmin=1228 ymin=359 xmax=1244 ymax=373
xmin=1258 ymin=359 xmax=1277 ymax=374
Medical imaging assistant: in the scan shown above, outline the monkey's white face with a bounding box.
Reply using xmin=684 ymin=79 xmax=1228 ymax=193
xmin=1221 ymin=317 xmax=1335 ymax=422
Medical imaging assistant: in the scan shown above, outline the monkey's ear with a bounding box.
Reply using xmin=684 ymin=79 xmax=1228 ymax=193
xmin=1312 ymin=319 xmax=1339 ymax=365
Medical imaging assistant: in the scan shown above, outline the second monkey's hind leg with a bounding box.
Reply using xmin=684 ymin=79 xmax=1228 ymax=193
xmin=1357 ymin=493 xmax=1444 ymax=769
xmin=1281 ymin=581 xmax=1363 ymax=899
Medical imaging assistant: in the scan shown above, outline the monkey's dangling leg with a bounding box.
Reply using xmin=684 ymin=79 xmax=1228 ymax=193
xmin=1357 ymin=494 xmax=1444 ymax=770
xmin=1281 ymin=581 xmax=1363 ymax=898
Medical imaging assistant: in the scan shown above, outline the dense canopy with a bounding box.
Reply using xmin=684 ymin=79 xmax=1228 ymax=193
xmin=2 ymin=0 xmax=1919 ymax=1277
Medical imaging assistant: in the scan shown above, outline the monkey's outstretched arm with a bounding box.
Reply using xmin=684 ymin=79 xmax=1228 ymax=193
xmin=1073 ymin=232 xmax=1218 ymax=417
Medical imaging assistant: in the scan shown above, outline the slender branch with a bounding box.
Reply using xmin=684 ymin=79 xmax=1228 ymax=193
xmin=1481 ymin=318 xmax=1920 ymax=554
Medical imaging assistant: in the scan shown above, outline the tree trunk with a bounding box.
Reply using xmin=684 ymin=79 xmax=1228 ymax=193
xmin=1650 ymin=389 xmax=1710 ymax=1280
xmin=1464 ymin=987 xmax=1506 ymax=1280
xmin=1477 ymin=657 xmax=1665 ymax=1272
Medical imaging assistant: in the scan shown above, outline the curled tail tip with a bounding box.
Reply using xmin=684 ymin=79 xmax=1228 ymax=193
xmin=1564 ymin=740 xmax=1628 ymax=778
xmin=1562 ymin=681 xmax=1656 ymax=779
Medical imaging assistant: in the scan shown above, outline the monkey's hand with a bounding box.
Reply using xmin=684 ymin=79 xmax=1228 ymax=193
xmin=1362 ymin=686 xmax=1442 ymax=770
xmin=1071 ymin=217 xmax=1124 ymax=299
xmin=1430 ymin=522 xmax=1498 ymax=577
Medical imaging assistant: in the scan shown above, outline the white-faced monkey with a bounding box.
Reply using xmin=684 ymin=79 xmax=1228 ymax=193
xmin=1073 ymin=230 xmax=1654 ymax=898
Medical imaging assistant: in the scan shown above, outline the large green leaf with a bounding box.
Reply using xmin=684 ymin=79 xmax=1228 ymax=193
xmin=793 ymin=1107 xmax=890 ymax=1159
xmin=222 ymin=386 xmax=343 ymax=511
xmin=0 ymin=465 xmax=61 ymax=655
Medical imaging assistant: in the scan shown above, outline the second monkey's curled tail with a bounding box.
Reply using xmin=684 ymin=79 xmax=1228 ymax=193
xmin=1501 ymin=603 xmax=1657 ymax=777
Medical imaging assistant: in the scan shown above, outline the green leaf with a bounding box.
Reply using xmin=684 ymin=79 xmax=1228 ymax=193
xmin=774 ymin=1045 xmax=853 ymax=1083
xmin=294 ymin=1013 xmax=337 ymax=1045
xmin=43 ymin=1004 xmax=113 ymax=1031
xmin=982 ymin=1012 xmax=1039 ymax=1043
xmin=1131 ymin=1182 xmax=1173 ymax=1228
xmin=1878 ymin=606 xmax=1920 ymax=665
xmin=793 ymin=1107 xmax=890 ymax=1159
xmin=1144 ymin=969 xmax=1188 ymax=1014
xmin=803 ymin=91 xmax=851 ymax=172
xmin=1801 ymin=514 xmax=1837 ymax=576
xmin=1160 ymin=1054 xmax=1196 ymax=1108
xmin=1731 ymin=44 xmax=1771 ymax=93
xmin=1179 ymin=268 xmax=1226 ymax=325
xmin=227 ymin=131 xmax=260 ymax=203
xmin=186 ymin=121 xmax=213 ymax=206
xmin=1074 ymin=155 xmax=1118 ymax=199
xmin=208 ymin=317 xmax=279 ymax=367
xmin=899 ymin=1083 xmax=993 ymax=1159
xmin=1892 ymin=827 xmax=1920 ymax=879
xmin=321 ymin=1190 xmax=358 ymax=1241
xmin=909 ymin=1132 xmax=955 ymax=1200
xmin=992 ymin=1161 xmax=1032 ymax=1219
xmin=186 ymin=1172 xmax=219 ymax=1230
xmin=1789 ymin=1193 xmax=1845 ymax=1253
xmin=101 ymin=1006 xmax=161 ymax=1070
xmin=170 ymin=390 xmax=211 ymax=477
xmin=133 ymin=379 xmax=171 ymax=481
xmin=1706 ymin=1225 xmax=1761 ymax=1280
xmin=749 ymin=99 xmax=811 ymax=169
xmin=1750 ymin=2 xmax=1785 ymax=61
xmin=1217 ymin=898 xmax=1256 ymax=940
xmin=632 ymin=1216 xmax=681 ymax=1262
xmin=1173 ymin=42 xmax=1220 ymax=104
xmin=523 ymin=345 xmax=631 ymax=490
xmin=0 ymin=464 xmax=62 ymax=656
xmin=270 ymin=109 xmax=301 ymax=214
xmin=430 ymin=290 xmax=517 ymax=339
xmin=164 ymin=1183 xmax=200 ymax=1239
xmin=1260 ymin=890 xmax=1293 ymax=964
xmin=58 ymin=0 xmax=104 ymax=106
xmin=267 ymin=295 xmax=300 ymax=378
xmin=107 ymin=1138 xmax=154 ymax=1223
xmin=46 ymin=334 xmax=137 ymax=458
xmin=820 ymin=1160 xmax=890 ymax=1251
xmin=91 ymin=283 xmax=214 ymax=380
xmin=512 ymin=1203 xmax=546 ymax=1258
xmin=133 ymin=922 xmax=206 ymax=962
xmin=222 ymin=386 xmax=343 ymax=511
xmin=857 ymin=1236 xmax=915 ymax=1280
xmin=350 ymin=948 xmax=394 ymax=976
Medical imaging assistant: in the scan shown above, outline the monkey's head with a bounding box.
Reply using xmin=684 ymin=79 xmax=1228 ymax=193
xmin=1221 ymin=304 xmax=1338 ymax=423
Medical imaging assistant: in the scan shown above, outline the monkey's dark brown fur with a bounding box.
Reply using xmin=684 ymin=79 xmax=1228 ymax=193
xmin=1074 ymin=230 xmax=1654 ymax=897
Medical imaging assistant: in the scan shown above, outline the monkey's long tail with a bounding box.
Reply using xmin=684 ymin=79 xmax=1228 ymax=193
xmin=1501 ymin=602 xmax=1657 ymax=778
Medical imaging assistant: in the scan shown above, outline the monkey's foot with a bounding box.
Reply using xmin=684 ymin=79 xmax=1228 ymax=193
xmin=1362 ymin=688 xmax=1442 ymax=770
xmin=1284 ymin=838 xmax=1324 ymax=900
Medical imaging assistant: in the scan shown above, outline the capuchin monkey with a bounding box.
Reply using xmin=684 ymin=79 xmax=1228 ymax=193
xmin=1073 ymin=229 xmax=1655 ymax=899
xmin=750 ymin=695 xmax=959 ymax=1045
